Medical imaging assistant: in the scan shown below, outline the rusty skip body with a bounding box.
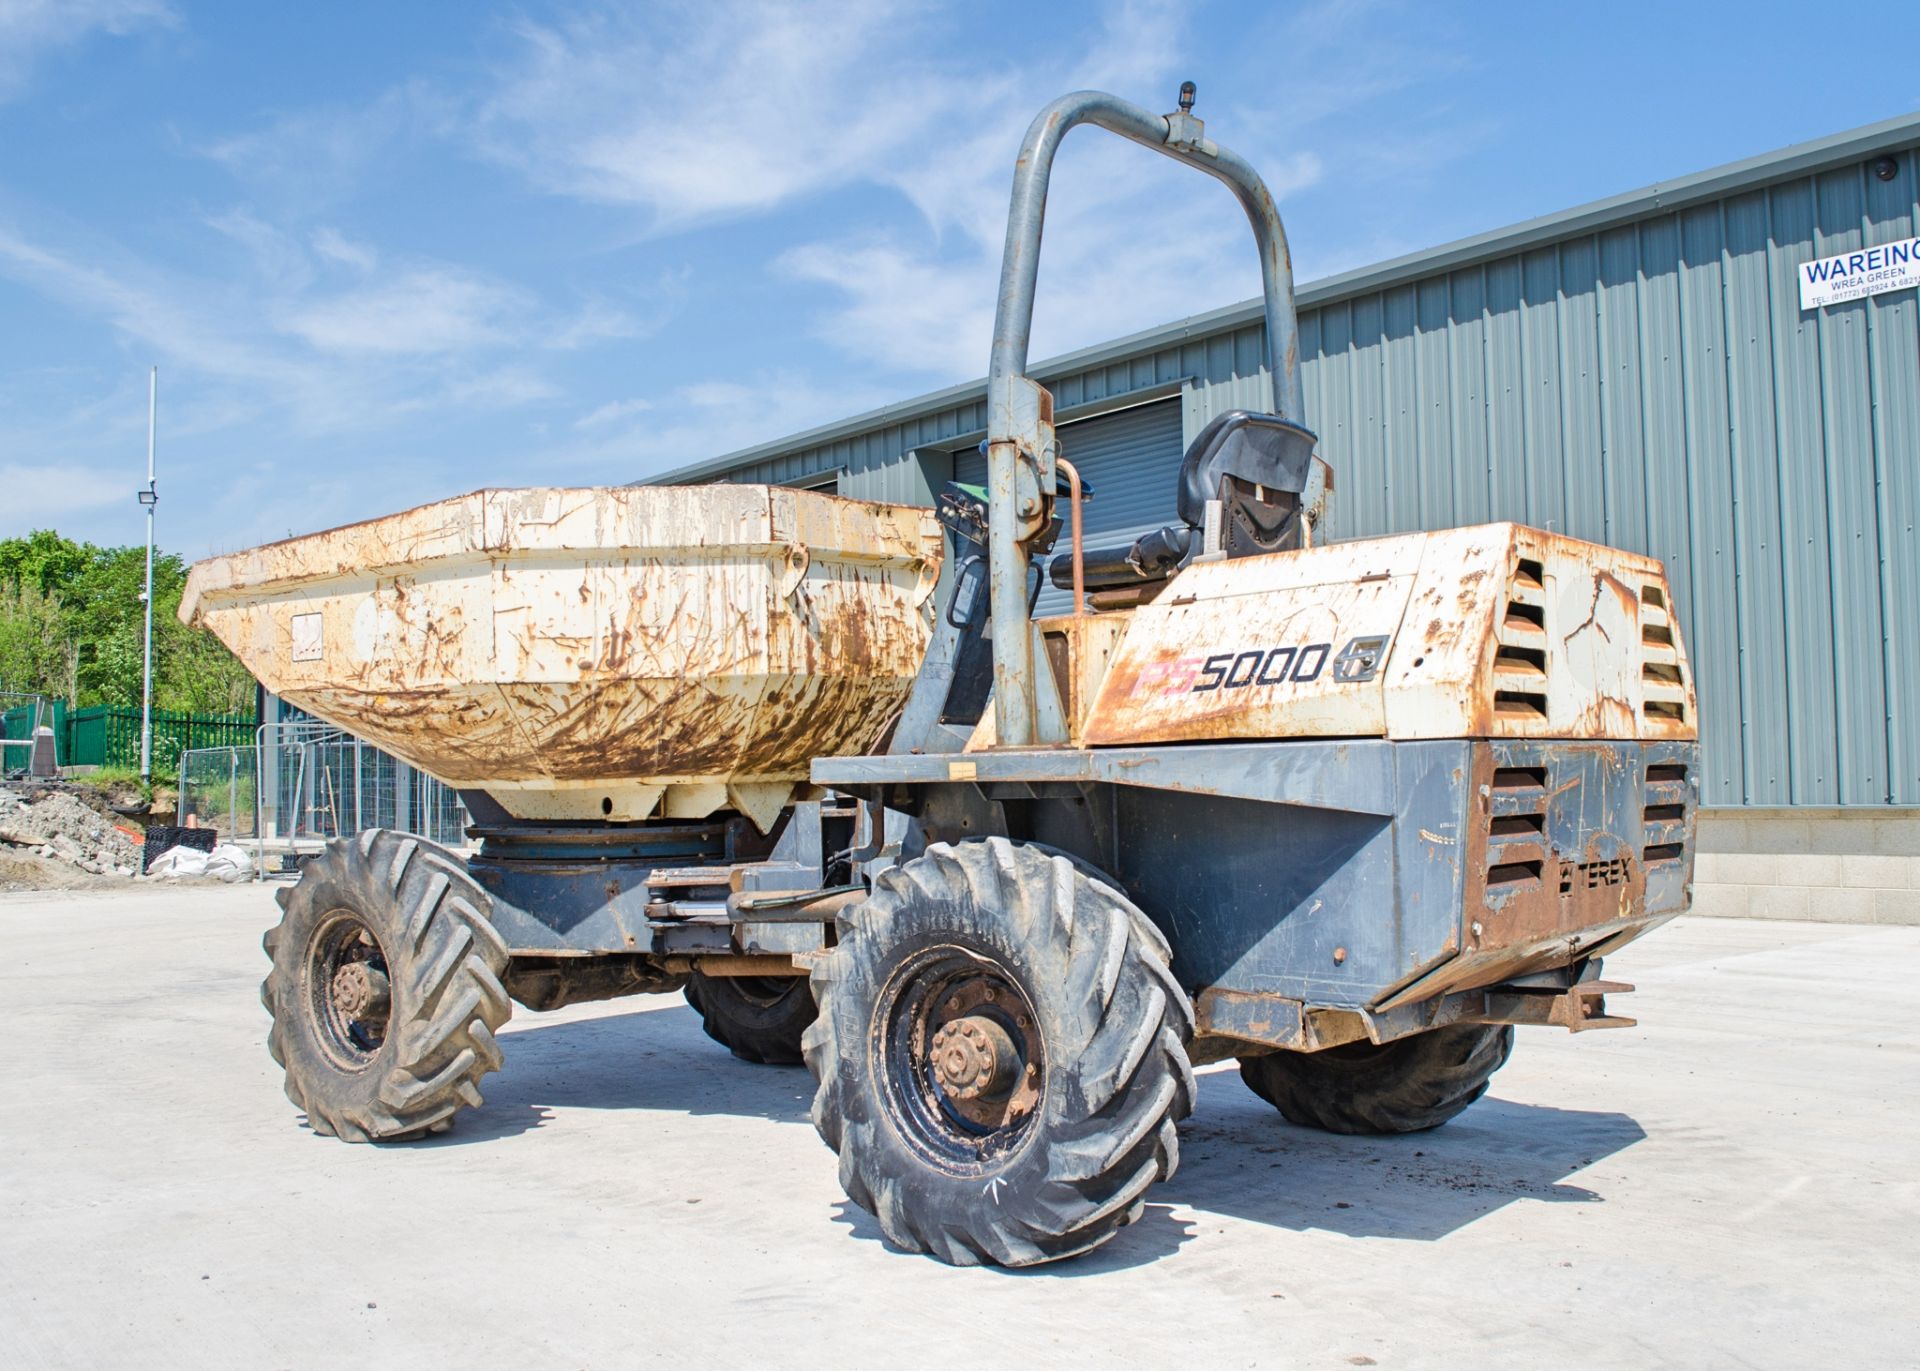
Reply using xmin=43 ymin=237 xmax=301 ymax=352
xmin=181 ymin=485 xmax=942 ymax=828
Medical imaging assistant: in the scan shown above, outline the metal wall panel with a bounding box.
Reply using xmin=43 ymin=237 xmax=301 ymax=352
xmin=1865 ymin=157 xmax=1920 ymax=809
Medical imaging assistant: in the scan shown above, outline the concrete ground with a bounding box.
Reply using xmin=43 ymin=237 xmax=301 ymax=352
xmin=1 ymin=885 xmax=1914 ymax=1370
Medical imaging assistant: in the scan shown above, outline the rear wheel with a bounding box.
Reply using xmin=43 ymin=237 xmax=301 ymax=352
xmin=685 ymin=971 xmax=815 ymax=1065
xmin=261 ymin=830 xmax=511 ymax=1142
xmin=805 ymin=838 xmax=1194 ymax=1266
xmin=1237 ymin=1024 xmax=1513 ymax=1135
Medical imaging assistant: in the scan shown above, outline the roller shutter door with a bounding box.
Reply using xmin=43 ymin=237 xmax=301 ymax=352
xmin=954 ymin=398 xmax=1184 ymax=615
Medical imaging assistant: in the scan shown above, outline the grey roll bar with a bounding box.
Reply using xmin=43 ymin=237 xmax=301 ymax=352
xmin=984 ymin=86 xmax=1305 ymax=747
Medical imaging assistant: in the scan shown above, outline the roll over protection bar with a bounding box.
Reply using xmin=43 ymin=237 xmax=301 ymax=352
xmin=984 ymin=86 xmax=1306 ymax=747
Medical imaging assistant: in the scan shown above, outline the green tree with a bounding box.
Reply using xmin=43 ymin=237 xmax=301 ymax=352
xmin=0 ymin=529 xmax=255 ymax=715
xmin=0 ymin=579 xmax=78 ymax=701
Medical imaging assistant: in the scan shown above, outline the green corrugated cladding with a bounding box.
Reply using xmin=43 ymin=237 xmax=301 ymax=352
xmin=651 ymin=114 xmax=1920 ymax=808
xmin=0 ymin=702 xmax=254 ymax=771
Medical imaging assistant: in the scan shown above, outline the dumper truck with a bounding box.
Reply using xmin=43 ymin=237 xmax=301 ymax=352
xmin=185 ymin=85 xmax=1699 ymax=1268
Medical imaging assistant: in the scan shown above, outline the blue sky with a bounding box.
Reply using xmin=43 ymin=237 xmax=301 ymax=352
xmin=1 ymin=0 xmax=1913 ymax=557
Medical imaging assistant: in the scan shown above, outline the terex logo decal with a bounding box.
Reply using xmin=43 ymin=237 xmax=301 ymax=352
xmin=1133 ymin=634 xmax=1391 ymax=698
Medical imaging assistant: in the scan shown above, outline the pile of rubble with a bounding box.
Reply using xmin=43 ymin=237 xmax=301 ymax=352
xmin=0 ymin=782 xmax=142 ymax=880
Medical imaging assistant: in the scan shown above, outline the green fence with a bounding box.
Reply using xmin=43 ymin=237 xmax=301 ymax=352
xmin=0 ymin=700 xmax=256 ymax=772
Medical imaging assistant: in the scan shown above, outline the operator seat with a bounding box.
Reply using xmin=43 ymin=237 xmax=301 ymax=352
xmin=1053 ymin=410 xmax=1319 ymax=591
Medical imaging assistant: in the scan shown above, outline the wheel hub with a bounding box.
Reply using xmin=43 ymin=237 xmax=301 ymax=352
xmin=330 ymin=961 xmax=390 ymax=1021
xmin=931 ymin=1015 xmax=1020 ymax=1100
xmin=309 ymin=913 xmax=392 ymax=1066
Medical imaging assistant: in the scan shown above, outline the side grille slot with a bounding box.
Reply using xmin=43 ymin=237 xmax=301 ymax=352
xmin=1485 ymin=763 xmax=1549 ymax=891
xmin=1488 ymin=859 xmax=1544 ymax=889
xmin=1640 ymin=585 xmax=1688 ymax=723
xmin=1642 ymin=758 xmax=1690 ymax=863
xmin=1493 ymin=555 xmax=1549 ymax=720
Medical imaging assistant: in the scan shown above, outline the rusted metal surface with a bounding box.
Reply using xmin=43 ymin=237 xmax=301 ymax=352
xmin=1058 ymin=456 xmax=1086 ymax=617
xmin=690 ymin=954 xmax=808 ymax=978
xmin=501 ymin=954 xmax=688 ymax=1012
xmin=329 ymin=961 xmax=388 ymax=1021
xmin=1080 ymin=521 xmax=1698 ymax=749
xmin=1195 ymin=974 xmax=1637 ymax=1058
xmin=1026 ymin=611 xmax=1132 ymax=746
xmin=1372 ymin=741 xmax=1696 ymax=1011
xmin=931 ymin=1015 xmax=1022 ymax=1100
xmin=181 ymin=485 xmax=940 ymax=825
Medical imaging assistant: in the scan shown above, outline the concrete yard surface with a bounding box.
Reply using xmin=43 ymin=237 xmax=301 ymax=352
xmin=2 ymin=884 xmax=1914 ymax=1370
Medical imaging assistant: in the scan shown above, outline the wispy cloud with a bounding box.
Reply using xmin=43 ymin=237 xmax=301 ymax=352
xmin=279 ymin=268 xmax=529 ymax=355
xmin=0 ymin=460 xmax=127 ymax=522
xmin=200 ymin=81 xmax=452 ymax=212
xmin=0 ymin=0 xmax=175 ymax=102
xmin=543 ymin=298 xmax=645 ymax=351
xmin=468 ymin=0 xmax=956 ymax=228
xmin=560 ymin=371 xmax=894 ymax=479
xmin=310 ymin=226 xmax=377 ymax=272
xmin=574 ymin=397 xmax=652 ymax=430
xmin=0 ymin=214 xmax=564 ymax=439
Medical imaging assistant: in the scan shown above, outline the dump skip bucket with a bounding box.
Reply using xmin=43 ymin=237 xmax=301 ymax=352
xmin=182 ymin=485 xmax=942 ymax=828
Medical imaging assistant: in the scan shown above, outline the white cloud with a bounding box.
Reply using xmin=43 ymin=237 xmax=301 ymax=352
xmin=310 ymin=226 xmax=377 ymax=272
xmin=764 ymin=0 xmax=1333 ymax=379
xmin=200 ymin=82 xmax=451 ymax=211
xmin=442 ymin=365 xmax=560 ymax=408
xmin=0 ymin=218 xmax=563 ymax=449
xmin=0 ymin=0 xmax=174 ymax=102
xmin=280 ymin=268 xmax=529 ymax=355
xmin=544 ymin=298 xmax=643 ymax=351
xmin=555 ymin=372 xmax=892 ymax=481
xmin=0 ymin=461 xmax=128 ymax=521
xmin=469 ymin=0 xmax=958 ymax=227
xmin=574 ymin=397 xmax=652 ymax=430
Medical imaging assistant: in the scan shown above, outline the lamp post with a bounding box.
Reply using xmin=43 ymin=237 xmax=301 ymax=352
xmin=139 ymin=366 xmax=158 ymax=783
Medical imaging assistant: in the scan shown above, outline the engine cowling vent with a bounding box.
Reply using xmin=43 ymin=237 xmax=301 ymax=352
xmin=1639 ymin=585 xmax=1688 ymax=724
xmin=1485 ymin=763 xmax=1549 ymax=890
xmin=1491 ymin=555 xmax=1548 ymax=721
xmin=1643 ymin=759 xmax=1690 ymax=865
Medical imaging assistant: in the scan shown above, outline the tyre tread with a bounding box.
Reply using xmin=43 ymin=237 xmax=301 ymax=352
xmin=807 ymin=838 xmax=1193 ymax=1267
xmin=260 ymin=829 xmax=511 ymax=1142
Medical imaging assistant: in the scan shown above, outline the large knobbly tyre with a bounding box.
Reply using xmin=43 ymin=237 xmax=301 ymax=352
xmin=260 ymin=830 xmax=511 ymax=1142
xmin=804 ymin=838 xmax=1194 ymax=1267
xmin=1238 ymin=1024 xmax=1514 ymax=1135
xmin=684 ymin=971 xmax=815 ymax=1065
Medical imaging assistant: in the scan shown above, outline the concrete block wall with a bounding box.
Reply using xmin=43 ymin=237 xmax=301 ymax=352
xmin=1691 ymin=810 xmax=1920 ymax=924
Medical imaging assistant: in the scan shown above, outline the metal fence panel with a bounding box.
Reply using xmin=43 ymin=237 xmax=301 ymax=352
xmin=179 ymin=725 xmax=469 ymax=874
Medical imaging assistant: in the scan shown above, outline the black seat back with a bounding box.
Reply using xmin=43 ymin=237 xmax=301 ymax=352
xmin=1176 ymin=410 xmax=1317 ymax=558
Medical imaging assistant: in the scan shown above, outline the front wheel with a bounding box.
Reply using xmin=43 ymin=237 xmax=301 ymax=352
xmin=261 ymin=830 xmax=512 ymax=1141
xmin=805 ymin=838 xmax=1194 ymax=1267
xmin=1237 ymin=1024 xmax=1513 ymax=1135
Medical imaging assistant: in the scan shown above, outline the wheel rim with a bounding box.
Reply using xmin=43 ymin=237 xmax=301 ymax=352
xmin=878 ymin=945 xmax=1045 ymax=1168
xmin=307 ymin=910 xmax=392 ymax=1070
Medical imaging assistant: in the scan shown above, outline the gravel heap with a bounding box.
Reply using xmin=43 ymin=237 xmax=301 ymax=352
xmin=0 ymin=783 xmax=141 ymax=878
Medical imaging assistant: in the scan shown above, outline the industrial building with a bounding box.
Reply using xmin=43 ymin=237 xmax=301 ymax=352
xmin=654 ymin=111 xmax=1920 ymax=924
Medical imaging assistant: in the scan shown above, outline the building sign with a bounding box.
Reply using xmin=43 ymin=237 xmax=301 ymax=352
xmin=1799 ymin=236 xmax=1920 ymax=310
